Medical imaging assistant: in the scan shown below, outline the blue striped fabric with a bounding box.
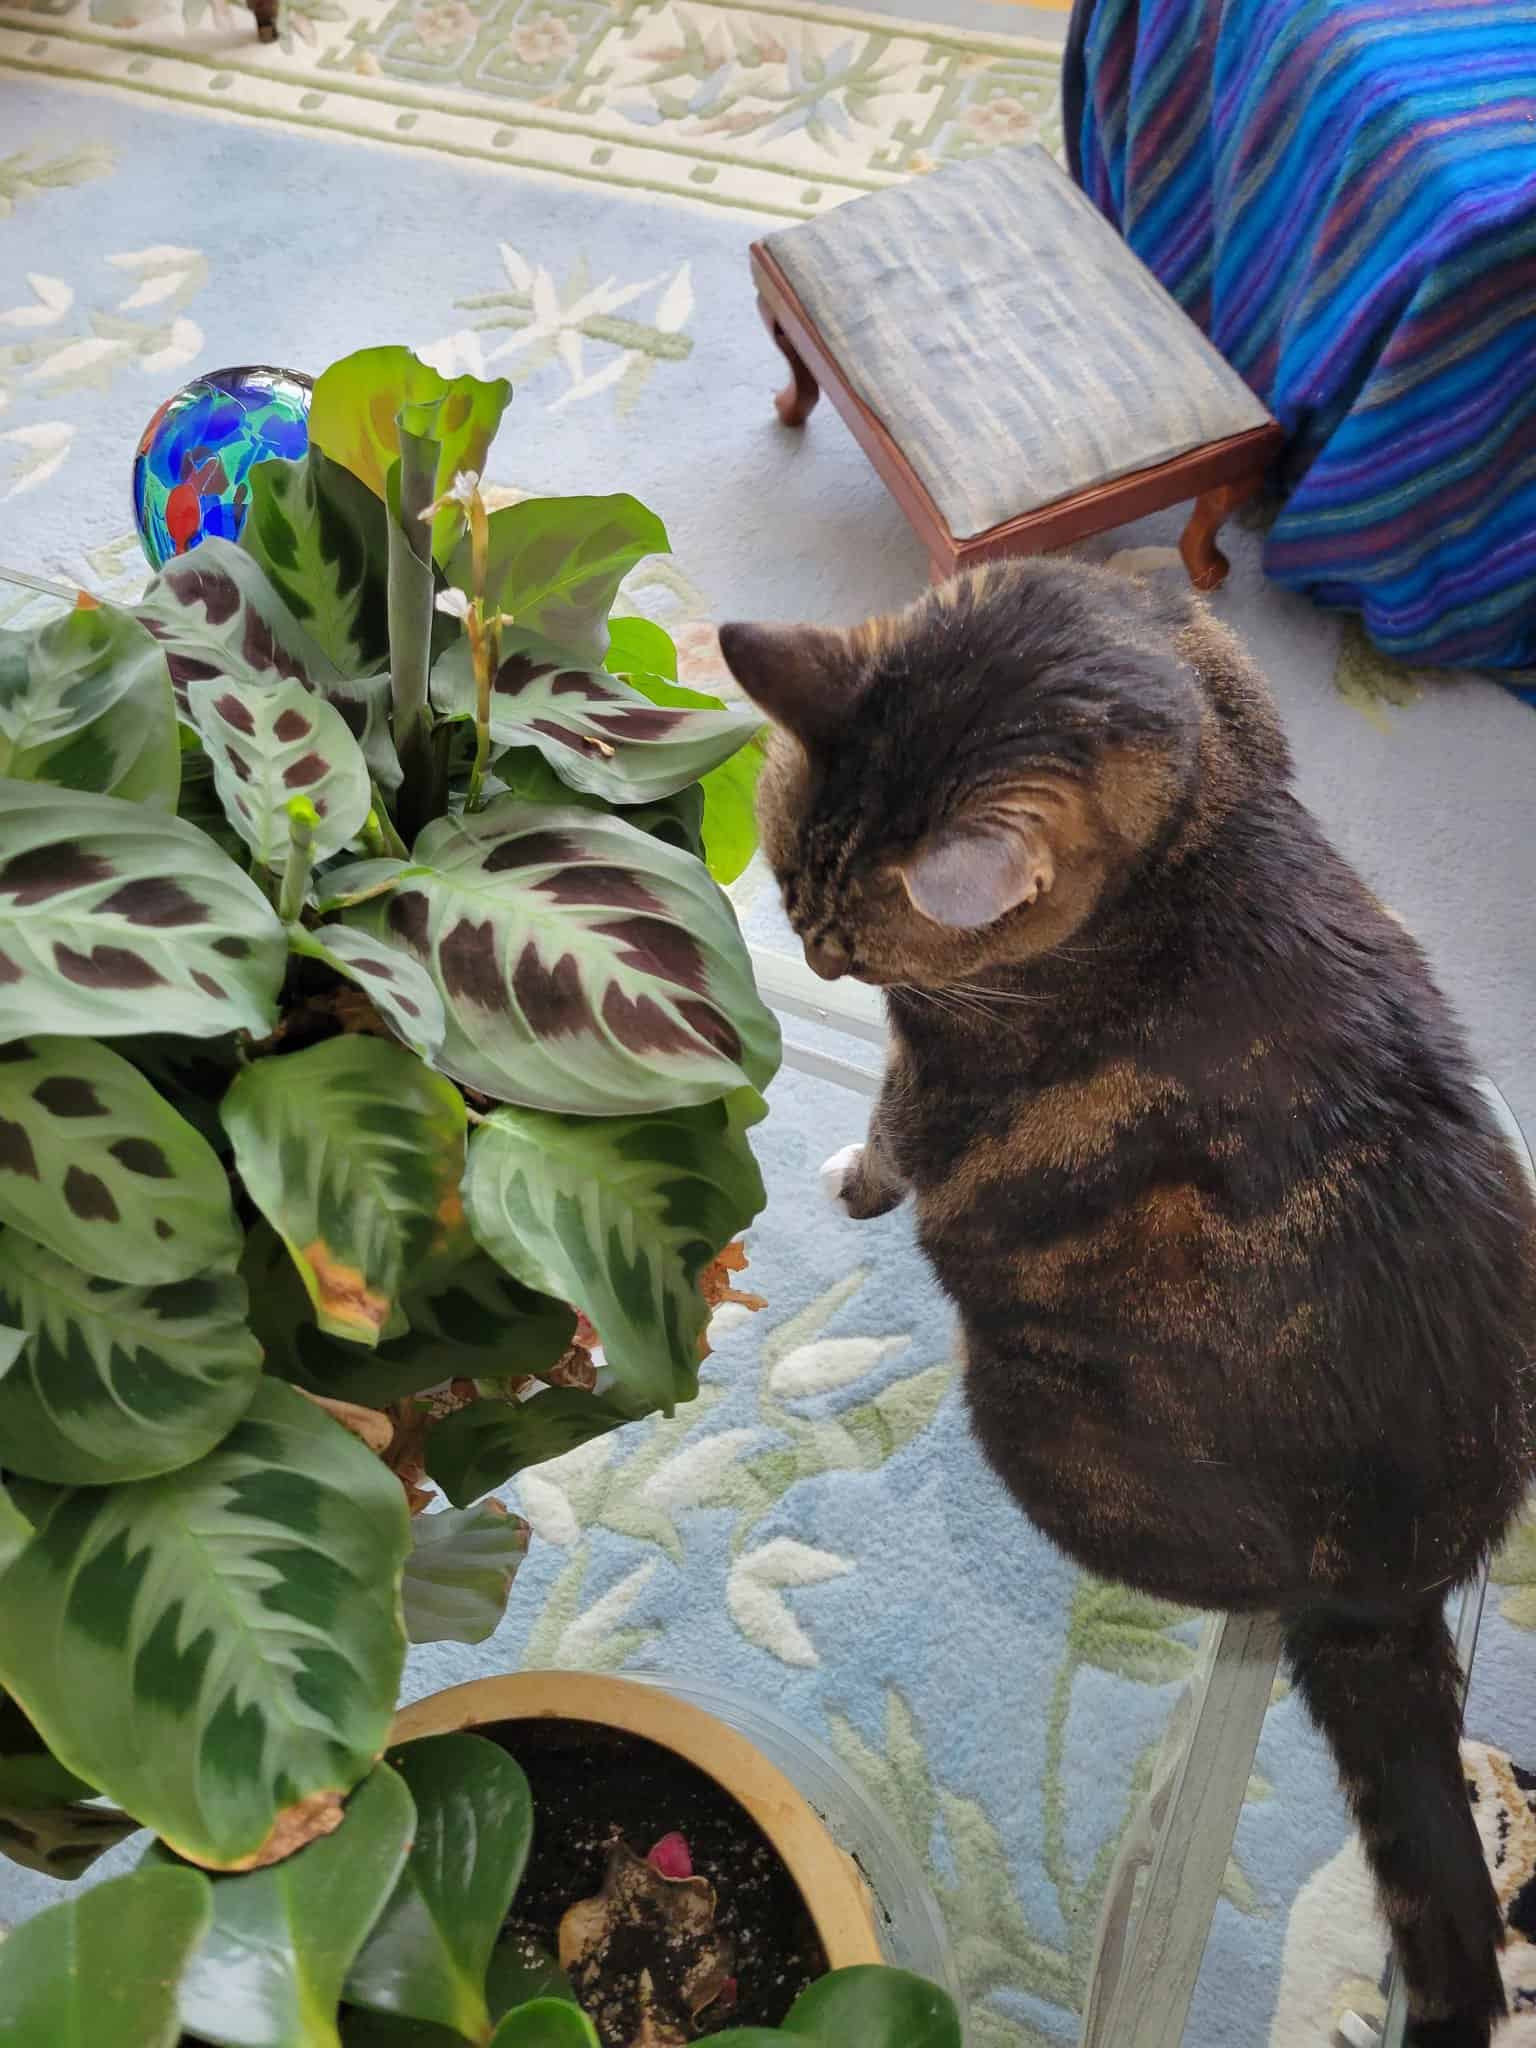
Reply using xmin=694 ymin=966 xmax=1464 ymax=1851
xmin=1064 ymin=0 xmax=1536 ymax=699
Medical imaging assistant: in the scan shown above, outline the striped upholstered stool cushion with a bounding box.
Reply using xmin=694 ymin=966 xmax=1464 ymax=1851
xmin=761 ymin=145 xmax=1273 ymax=545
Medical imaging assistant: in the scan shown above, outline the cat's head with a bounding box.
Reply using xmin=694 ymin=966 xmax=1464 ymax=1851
xmin=720 ymin=560 xmax=1209 ymax=989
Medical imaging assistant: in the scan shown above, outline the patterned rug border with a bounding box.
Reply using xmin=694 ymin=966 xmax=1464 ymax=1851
xmin=0 ymin=0 xmax=1062 ymax=220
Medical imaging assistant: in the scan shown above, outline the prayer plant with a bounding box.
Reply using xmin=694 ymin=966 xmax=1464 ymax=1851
xmin=0 ymin=1735 xmax=963 ymax=2047
xmin=0 ymin=344 xmax=780 ymax=1912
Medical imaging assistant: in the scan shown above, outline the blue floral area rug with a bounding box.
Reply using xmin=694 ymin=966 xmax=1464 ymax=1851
xmin=3 ymin=8 xmax=1536 ymax=2043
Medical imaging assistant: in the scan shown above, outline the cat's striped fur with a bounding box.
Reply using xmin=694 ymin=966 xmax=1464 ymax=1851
xmin=721 ymin=560 xmax=1536 ymax=2045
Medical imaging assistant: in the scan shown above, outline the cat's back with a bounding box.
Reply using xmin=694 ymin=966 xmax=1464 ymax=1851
xmin=895 ymin=781 xmax=1536 ymax=1603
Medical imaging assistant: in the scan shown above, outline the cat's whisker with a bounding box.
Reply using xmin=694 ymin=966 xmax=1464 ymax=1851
xmin=895 ymin=981 xmax=979 ymax=1025
xmin=945 ymin=981 xmax=1049 ymax=1008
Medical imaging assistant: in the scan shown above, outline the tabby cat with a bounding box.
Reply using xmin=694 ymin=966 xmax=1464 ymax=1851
xmin=720 ymin=560 xmax=1536 ymax=2047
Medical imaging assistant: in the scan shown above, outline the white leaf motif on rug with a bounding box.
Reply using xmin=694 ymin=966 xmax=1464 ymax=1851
xmin=639 ymin=1428 xmax=761 ymax=1511
xmin=0 ymin=422 xmax=74 ymax=498
xmin=516 ymin=1433 xmax=619 ymax=1549
xmin=0 ymin=275 xmax=73 ymax=330
xmin=554 ymin=1559 xmax=659 ymax=1666
xmin=140 ymin=317 xmax=203 ymax=376
xmin=430 ymin=244 xmax=696 ymax=417
xmin=728 ymin=1537 xmax=854 ymax=1668
xmin=516 ymin=1469 xmax=585 ymax=1551
xmin=769 ymin=1333 xmax=912 ymax=1399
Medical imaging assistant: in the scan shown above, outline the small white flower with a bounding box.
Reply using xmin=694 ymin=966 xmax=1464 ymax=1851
xmin=434 ymin=587 xmax=472 ymax=620
xmin=447 ymin=469 xmax=479 ymax=503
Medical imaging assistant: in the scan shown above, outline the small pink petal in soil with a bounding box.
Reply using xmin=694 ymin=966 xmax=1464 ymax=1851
xmin=647 ymin=1832 xmax=693 ymax=1880
xmin=710 ymin=1976 xmax=739 ymax=2014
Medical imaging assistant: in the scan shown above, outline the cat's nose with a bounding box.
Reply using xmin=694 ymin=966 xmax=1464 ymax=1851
xmin=804 ymin=935 xmax=849 ymax=981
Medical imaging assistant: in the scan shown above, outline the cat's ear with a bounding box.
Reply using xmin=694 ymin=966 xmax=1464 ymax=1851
xmin=717 ymin=621 xmax=853 ymax=748
xmin=900 ymin=818 xmax=1054 ymax=930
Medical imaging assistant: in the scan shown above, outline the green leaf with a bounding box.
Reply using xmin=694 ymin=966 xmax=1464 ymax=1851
xmin=0 ymin=1798 xmax=140 ymax=1881
xmin=490 ymin=749 xmax=705 ymax=864
xmin=18 ymin=665 xmax=180 ymax=812
xmin=399 ymin=1245 xmax=576 ymax=1375
xmin=604 ymin=616 xmax=678 ymax=681
xmin=463 ymin=1090 xmax=768 ymax=1413
xmin=177 ymin=749 xmax=248 ymax=861
xmin=143 ymin=1763 xmax=415 ymax=2048
xmin=401 ymin=1502 xmax=530 ymax=1644
xmin=121 ymin=1030 xmax=242 ymax=1152
xmin=431 ymin=630 xmax=762 ymax=807
xmin=338 ymin=1938 xmax=570 ymax=2046
xmin=0 ymin=1695 xmax=94 ymax=1808
xmin=484 ymin=1939 xmax=576 ymax=2015
xmin=288 ymin=925 xmax=446 ymax=1061
xmin=0 ymin=1865 xmax=212 ymax=2048
xmin=350 ymin=801 xmax=779 ymax=1116
xmin=222 ymin=1035 xmax=467 ymax=1348
xmin=312 ymin=858 xmax=412 ymax=915
xmin=0 ymin=1034 xmax=240 ymax=1282
xmin=0 ymin=599 xmax=163 ymax=757
xmin=318 ymin=670 xmax=402 ymax=794
xmin=622 ymin=672 xmax=766 ymax=885
xmin=446 ymin=495 xmax=667 ymax=661
xmin=384 ymin=430 xmax=441 ymax=837
xmin=489 ymin=2003 xmax=599 ymax=2048
xmin=308 ymin=347 xmax=511 ymax=563
xmin=244 ymin=1225 xmax=574 ymax=1409
xmin=345 ymin=1734 xmax=532 ymax=2041
xmin=713 ymin=1968 xmax=962 ymax=2047
xmin=0 ymin=1691 xmax=139 ymax=1881
xmin=240 ymin=447 xmax=391 ymax=675
xmin=423 ymin=1388 xmax=642 ymax=1509
xmin=0 ymin=779 xmax=288 ymax=1041
xmin=186 ymin=673 xmax=372 ymax=872
xmin=1 ymin=603 xmax=179 ymax=811
xmin=136 ymin=539 xmax=341 ymax=718
xmin=0 ymin=1231 xmax=262 ymax=1484
xmin=0 ymin=1379 xmax=409 ymax=1869
xmin=0 ymin=1476 xmax=31 ymax=1572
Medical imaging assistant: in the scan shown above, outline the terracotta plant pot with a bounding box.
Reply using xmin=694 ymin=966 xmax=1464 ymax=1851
xmin=391 ymin=1669 xmax=885 ymax=1973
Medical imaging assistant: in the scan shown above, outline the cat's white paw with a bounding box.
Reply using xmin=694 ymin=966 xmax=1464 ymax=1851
xmin=820 ymin=1143 xmax=865 ymax=1213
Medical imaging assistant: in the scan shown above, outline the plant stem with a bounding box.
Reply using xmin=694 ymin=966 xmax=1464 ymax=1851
xmin=278 ymin=797 xmax=318 ymax=924
xmin=363 ymin=791 xmax=409 ymax=860
xmin=468 ymin=491 xmax=489 ymax=603
xmin=388 ymin=411 xmax=443 ymax=840
xmin=464 ymin=605 xmax=496 ymax=813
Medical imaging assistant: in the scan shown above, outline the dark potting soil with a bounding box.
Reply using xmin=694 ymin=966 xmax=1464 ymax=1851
xmin=488 ymin=1716 xmax=829 ymax=2046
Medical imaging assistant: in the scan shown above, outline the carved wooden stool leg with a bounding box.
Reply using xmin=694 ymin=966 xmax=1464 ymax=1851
xmin=1179 ymin=476 xmax=1260 ymax=592
xmin=756 ymin=295 xmax=820 ymax=427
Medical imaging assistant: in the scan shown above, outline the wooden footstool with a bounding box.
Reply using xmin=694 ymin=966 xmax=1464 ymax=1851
xmin=751 ymin=146 xmax=1283 ymax=589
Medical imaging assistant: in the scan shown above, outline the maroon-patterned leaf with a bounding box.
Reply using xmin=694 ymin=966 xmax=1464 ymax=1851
xmin=0 ymin=779 xmax=287 ymax=1042
xmin=289 ymin=923 xmax=445 ymax=1059
xmin=0 ymin=1035 xmax=240 ymax=1284
xmin=316 ymin=670 xmax=401 ymax=793
xmin=185 ymin=673 xmax=372 ymax=870
xmin=136 ymin=538 xmax=340 ymax=718
xmin=346 ymin=801 xmax=779 ymax=1115
xmin=429 ymin=630 xmax=762 ymax=805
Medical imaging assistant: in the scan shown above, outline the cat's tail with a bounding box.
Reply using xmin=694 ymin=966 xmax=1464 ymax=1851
xmin=1283 ymin=1603 xmax=1504 ymax=2048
